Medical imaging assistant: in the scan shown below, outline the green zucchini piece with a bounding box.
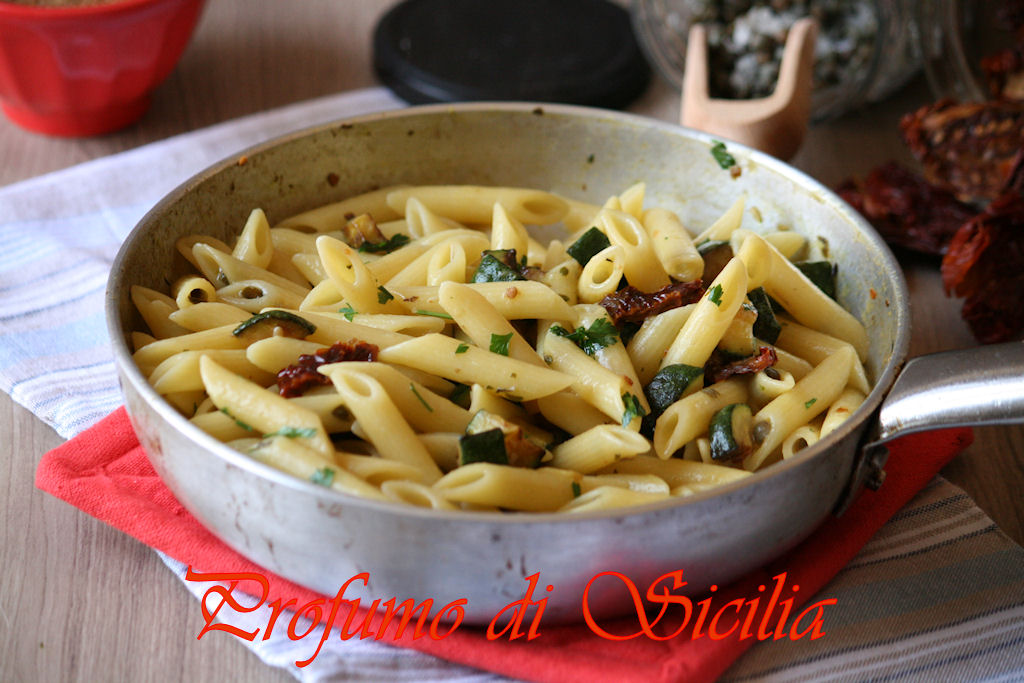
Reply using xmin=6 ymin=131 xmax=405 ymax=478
xmin=697 ymin=240 xmax=733 ymax=284
xmin=458 ymin=428 xmax=509 ymax=466
xmin=465 ymin=410 xmax=545 ymax=467
xmin=641 ymin=364 xmax=704 ymax=435
xmin=566 ymin=226 xmax=611 ymax=266
xmin=748 ymin=287 xmax=781 ymax=344
xmin=795 ymin=261 xmax=837 ymax=300
xmin=472 ymin=249 xmax=524 ymax=283
xmin=644 ymin=364 xmax=704 ymax=416
xmin=232 ymin=310 xmax=316 ymax=343
xmin=708 ymin=403 xmax=754 ymax=462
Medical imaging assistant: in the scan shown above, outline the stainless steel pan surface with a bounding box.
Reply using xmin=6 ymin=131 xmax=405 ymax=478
xmin=106 ymin=103 xmax=1024 ymax=624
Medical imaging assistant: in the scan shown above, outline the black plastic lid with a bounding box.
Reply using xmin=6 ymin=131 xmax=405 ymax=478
xmin=373 ymin=0 xmax=651 ymax=109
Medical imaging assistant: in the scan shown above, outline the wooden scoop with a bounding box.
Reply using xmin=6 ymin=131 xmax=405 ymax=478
xmin=681 ymin=17 xmax=818 ymax=161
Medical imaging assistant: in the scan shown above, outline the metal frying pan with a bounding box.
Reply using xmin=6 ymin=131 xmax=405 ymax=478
xmin=106 ymin=103 xmax=1024 ymax=624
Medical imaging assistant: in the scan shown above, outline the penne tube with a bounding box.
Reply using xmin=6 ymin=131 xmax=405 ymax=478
xmin=324 ymin=369 xmax=442 ymax=483
xmin=378 ymin=333 xmax=574 ymax=402
xmin=597 ymin=208 xmax=670 ymax=292
xmin=732 ymin=230 xmax=868 ymax=360
xmin=550 ymin=425 xmax=650 ymax=473
xmin=642 ymin=207 xmax=703 ymax=281
xmin=743 ymin=345 xmax=856 ymax=471
xmin=653 ymin=377 xmax=749 ymax=458
xmin=661 ymin=258 xmax=748 ymax=369
xmin=275 ymin=185 xmax=405 ymax=232
xmin=386 ymin=185 xmax=569 ymax=226
xmin=434 ymin=463 xmax=581 ymax=511
xmin=232 ymin=208 xmax=274 ymax=269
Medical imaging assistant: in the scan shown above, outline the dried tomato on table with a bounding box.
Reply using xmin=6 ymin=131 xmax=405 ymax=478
xmin=276 ymin=341 xmax=378 ymax=398
xmin=941 ymin=193 xmax=1024 ymax=344
xmin=836 ymin=162 xmax=975 ymax=256
xmin=981 ymin=45 xmax=1024 ymax=101
xmin=899 ymin=99 xmax=1024 ymax=202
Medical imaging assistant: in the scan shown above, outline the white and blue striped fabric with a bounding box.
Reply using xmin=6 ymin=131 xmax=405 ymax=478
xmin=4 ymin=87 xmax=1022 ymax=682
xmin=0 ymin=87 xmax=403 ymax=439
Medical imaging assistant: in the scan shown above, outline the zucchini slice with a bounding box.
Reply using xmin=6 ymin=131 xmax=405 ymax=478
xmin=708 ymin=403 xmax=754 ymax=462
xmin=747 ymin=287 xmax=781 ymax=344
xmin=642 ymin=364 xmax=704 ymax=435
xmin=697 ymin=240 xmax=733 ymax=284
xmin=795 ymin=261 xmax=837 ymax=300
xmin=566 ymin=226 xmax=611 ymax=266
xmin=645 ymin=364 xmax=704 ymax=416
xmin=472 ymin=249 xmax=525 ymax=283
xmin=461 ymin=410 xmax=545 ymax=467
xmin=232 ymin=310 xmax=316 ymax=343
xmin=458 ymin=428 xmax=509 ymax=466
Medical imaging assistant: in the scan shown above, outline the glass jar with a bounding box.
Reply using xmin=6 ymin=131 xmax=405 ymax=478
xmin=631 ymin=0 xmax=922 ymax=120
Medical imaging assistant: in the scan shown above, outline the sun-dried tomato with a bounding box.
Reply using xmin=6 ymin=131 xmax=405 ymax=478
xmin=941 ymin=193 xmax=1024 ymax=343
xmin=705 ymin=346 xmax=778 ymax=385
xmin=981 ymin=45 xmax=1024 ymax=101
xmin=900 ymin=99 xmax=1024 ymax=202
xmin=277 ymin=341 xmax=379 ymax=398
xmin=599 ymin=281 xmax=705 ymax=325
xmin=836 ymin=162 xmax=976 ymax=256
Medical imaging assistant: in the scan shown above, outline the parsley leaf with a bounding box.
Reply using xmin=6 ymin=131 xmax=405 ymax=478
xmin=219 ymin=406 xmax=253 ymax=431
xmin=263 ymin=426 xmax=317 ymax=439
xmin=310 ymin=467 xmax=335 ymax=487
xmin=377 ymin=286 xmax=394 ymax=304
xmin=357 ymin=233 xmax=411 ymax=254
xmin=710 ymin=141 xmax=736 ymax=169
xmin=708 ymin=283 xmax=724 ymax=307
xmin=490 ymin=332 xmax=513 ymax=356
xmin=455 ymin=343 xmax=469 ymax=354
xmin=571 ymin=481 xmax=582 ymax=498
xmin=410 ymin=383 xmax=433 ymax=412
xmin=621 ymin=392 xmax=647 ymax=427
xmin=338 ymin=303 xmax=358 ymax=321
xmin=804 ymin=398 xmax=817 ymax=409
xmin=550 ymin=318 xmax=619 ymax=356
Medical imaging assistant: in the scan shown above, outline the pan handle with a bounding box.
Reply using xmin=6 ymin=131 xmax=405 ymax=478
xmin=833 ymin=342 xmax=1024 ymax=515
xmin=874 ymin=342 xmax=1024 ymax=442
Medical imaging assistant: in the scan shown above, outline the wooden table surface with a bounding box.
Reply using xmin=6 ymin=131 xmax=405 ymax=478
xmin=2 ymin=2 xmax=1022 ymax=681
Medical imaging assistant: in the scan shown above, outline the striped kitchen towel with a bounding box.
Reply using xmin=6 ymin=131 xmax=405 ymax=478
xmin=7 ymin=87 xmax=1024 ymax=681
xmin=0 ymin=87 xmax=404 ymax=439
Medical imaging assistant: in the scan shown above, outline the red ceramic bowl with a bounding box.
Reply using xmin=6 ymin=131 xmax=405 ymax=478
xmin=0 ymin=0 xmax=205 ymax=137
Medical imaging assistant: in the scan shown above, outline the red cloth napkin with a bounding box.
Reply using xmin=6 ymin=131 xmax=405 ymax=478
xmin=36 ymin=407 xmax=972 ymax=683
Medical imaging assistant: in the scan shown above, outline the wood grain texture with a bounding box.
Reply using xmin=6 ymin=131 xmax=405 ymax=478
xmin=1 ymin=2 xmax=1021 ymax=681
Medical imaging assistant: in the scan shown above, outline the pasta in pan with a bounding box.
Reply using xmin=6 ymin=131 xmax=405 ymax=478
xmin=130 ymin=182 xmax=872 ymax=513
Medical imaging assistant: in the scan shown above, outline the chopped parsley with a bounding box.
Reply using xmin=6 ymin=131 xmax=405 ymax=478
xmin=804 ymin=398 xmax=818 ymax=410
xmin=357 ymin=233 xmax=410 ymax=254
xmin=219 ymin=407 xmax=253 ymax=431
xmin=621 ymin=392 xmax=647 ymax=427
xmin=415 ymin=309 xmax=453 ymax=320
xmin=410 ymin=383 xmax=433 ymax=412
xmin=263 ymin=426 xmax=317 ymax=439
xmin=708 ymin=284 xmax=724 ymax=307
xmin=455 ymin=343 xmax=470 ymax=354
xmin=377 ymin=286 xmax=394 ymax=304
xmin=571 ymin=481 xmax=582 ymax=498
xmin=338 ymin=303 xmax=358 ymax=321
xmin=550 ymin=318 xmax=619 ymax=356
xmin=490 ymin=332 xmax=513 ymax=356
xmin=310 ymin=467 xmax=335 ymax=487
xmin=710 ymin=141 xmax=736 ymax=169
